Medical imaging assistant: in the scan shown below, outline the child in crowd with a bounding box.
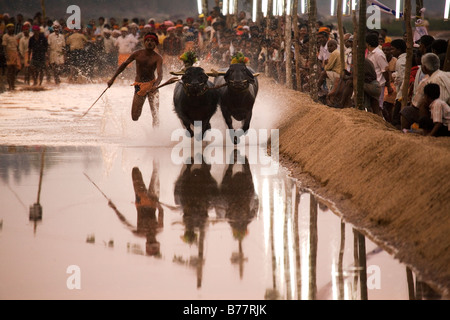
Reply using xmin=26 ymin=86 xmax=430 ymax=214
xmin=418 ymin=83 xmax=450 ymax=137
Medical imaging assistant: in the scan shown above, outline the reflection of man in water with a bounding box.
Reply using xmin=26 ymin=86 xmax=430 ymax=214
xmin=132 ymin=162 xmax=163 ymax=256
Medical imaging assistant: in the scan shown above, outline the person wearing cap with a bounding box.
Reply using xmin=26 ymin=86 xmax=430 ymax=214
xmin=66 ymin=28 xmax=88 ymax=81
xmin=28 ymin=25 xmax=48 ymax=86
xmin=47 ymin=21 xmax=66 ymax=84
xmin=107 ymin=32 xmax=163 ymax=127
xmin=115 ymin=27 xmax=139 ymax=70
xmin=2 ymin=23 xmax=20 ymax=90
xmin=163 ymin=26 xmax=183 ymax=70
xmin=102 ymin=28 xmax=117 ymax=76
xmin=317 ymin=30 xmax=330 ymax=67
xmin=19 ymin=24 xmax=31 ymax=84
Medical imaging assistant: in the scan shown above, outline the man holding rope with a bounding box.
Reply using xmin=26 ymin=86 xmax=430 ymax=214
xmin=107 ymin=32 xmax=163 ymax=127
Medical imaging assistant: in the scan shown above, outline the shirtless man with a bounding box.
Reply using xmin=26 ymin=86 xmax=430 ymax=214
xmin=107 ymin=32 xmax=163 ymax=127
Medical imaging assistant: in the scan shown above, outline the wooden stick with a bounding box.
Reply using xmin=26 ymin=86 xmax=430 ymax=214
xmin=79 ymin=86 xmax=109 ymax=118
xmin=78 ymin=77 xmax=179 ymax=119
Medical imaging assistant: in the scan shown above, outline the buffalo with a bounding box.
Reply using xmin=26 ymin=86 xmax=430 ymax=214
xmin=213 ymin=63 xmax=259 ymax=143
xmin=173 ymin=67 xmax=219 ymax=138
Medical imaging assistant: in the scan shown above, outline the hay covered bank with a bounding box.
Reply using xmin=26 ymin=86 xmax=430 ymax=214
xmin=271 ymin=79 xmax=450 ymax=298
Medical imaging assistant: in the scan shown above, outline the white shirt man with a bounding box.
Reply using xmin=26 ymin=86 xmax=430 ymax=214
xmin=47 ymin=25 xmax=66 ymax=65
xmin=367 ymin=44 xmax=389 ymax=110
xmin=115 ymin=30 xmax=139 ymax=55
xmin=393 ymin=52 xmax=406 ymax=101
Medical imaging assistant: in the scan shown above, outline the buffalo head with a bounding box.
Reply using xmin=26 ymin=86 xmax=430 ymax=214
xmin=181 ymin=67 xmax=210 ymax=97
xmin=224 ymin=63 xmax=258 ymax=91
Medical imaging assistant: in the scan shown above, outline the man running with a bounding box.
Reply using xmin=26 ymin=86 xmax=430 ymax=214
xmin=107 ymin=32 xmax=163 ymax=127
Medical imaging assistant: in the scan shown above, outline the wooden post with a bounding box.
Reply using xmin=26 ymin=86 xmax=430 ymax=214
xmin=401 ymin=0 xmax=413 ymax=110
xmin=265 ymin=0 xmax=274 ymax=76
xmin=337 ymin=0 xmax=345 ymax=75
xmin=202 ymin=0 xmax=208 ymax=16
xmin=256 ymin=0 xmax=263 ymax=24
xmin=352 ymin=4 xmax=358 ymax=106
xmin=293 ymin=0 xmax=302 ymax=90
xmin=285 ymin=0 xmax=293 ymax=89
xmin=356 ymin=0 xmax=366 ymax=110
xmin=308 ymin=0 xmax=318 ymax=102
xmin=415 ymin=0 xmax=424 ymax=18
xmin=41 ymin=0 xmax=46 ymax=23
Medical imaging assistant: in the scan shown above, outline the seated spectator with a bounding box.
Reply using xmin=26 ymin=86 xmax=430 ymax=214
xmin=401 ymin=53 xmax=450 ymax=129
xmin=317 ymin=39 xmax=341 ymax=97
xmin=418 ymin=83 xmax=450 ymax=137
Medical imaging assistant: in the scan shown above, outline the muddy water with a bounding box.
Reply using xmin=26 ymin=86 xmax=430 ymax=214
xmin=0 ymin=82 xmax=437 ymax=300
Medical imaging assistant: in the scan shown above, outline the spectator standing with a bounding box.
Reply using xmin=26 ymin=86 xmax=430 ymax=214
xmin=2 ymin=23 xmax=20 ymax=90
xmin=102 ymin=29 xmax=117 ymax=76
xmin=390 ymin=39 xmax=407 ymax=128
xmin=163 ymin=26 xmax=183 ymax=70
xmin=47 ymin=21 xmax=65 ymax=84
xmin=65 ymin=28 xmax=87 ymax=81
xmin=28 ymin=25 xmax=48 ymax=86
xmin=19 ymin=24 xmax=31 ymax=84
xmin=366 ymin=33 xmax=392 ymax=113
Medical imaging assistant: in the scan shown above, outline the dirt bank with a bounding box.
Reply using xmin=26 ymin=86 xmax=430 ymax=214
xmin=267 ymin=77 xmax=450 ymax=298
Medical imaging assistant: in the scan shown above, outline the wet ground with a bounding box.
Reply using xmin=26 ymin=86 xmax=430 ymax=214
xmin=0 ymin=79 xmax=439 ymax=300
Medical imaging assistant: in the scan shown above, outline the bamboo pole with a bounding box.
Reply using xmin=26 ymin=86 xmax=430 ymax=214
xmin=308 ymin=0 xmax=318 ymax=102
xmin=337 ymin=0 xmax=345 ymax=75
xmin=40 ymin=0 xmax=46 ymax=23
xmin=293 ymin=0 xmax=302 ymax=90
xmin=356 ymin=0 xmax=367 ymax=110
xmin=285 ymin=0 xmax=293 ymax=89
xmin=265 ymin=0 xmax=274 ymax=76
xmin=202 ymin=0 xmax=208 ymax=16
xmin=352 ymin=5 xmax=358 ymax=106
xmin=401 ymin=0 xmax=413 ymax=110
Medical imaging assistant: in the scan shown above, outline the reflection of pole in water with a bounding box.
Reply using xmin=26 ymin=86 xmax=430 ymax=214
xmin=353 ymin=229 xmax=368 ymax=300
xmin=406 ymin=267 xmax=416 ymax=300
xmin=293 ymin=185 xmax=302 ymax=300
xmin=337 ymin=220 xmax=345 ymax=300
xmin=197 ymin=227 xmax=205 ymax=289
xmin=29 ymin=148 xmax=46 ymax=232
xmin=265 ymin=179 xmax=279 ymax=300
xmin=308 ymin=193 xmax=318 ymax=300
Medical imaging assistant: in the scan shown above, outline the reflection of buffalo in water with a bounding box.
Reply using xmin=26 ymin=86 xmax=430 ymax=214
xmin=173 ymin=67 xmax=219 ymax=138
xmin=174 ymin=157 xmax=219 ymax=244
xmin=214 ymin=63 xmax=259 ymax=136
xmin=217 ymin=150 xmax=259 ymax=241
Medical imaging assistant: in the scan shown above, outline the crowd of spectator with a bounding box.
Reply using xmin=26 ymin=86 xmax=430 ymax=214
xmin=1 ymin=7 xmax=449 ymax=136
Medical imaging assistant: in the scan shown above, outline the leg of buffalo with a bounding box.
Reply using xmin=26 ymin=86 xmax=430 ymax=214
xmin=132 ymin=93 xmax=146 ymax=121
xmin=178 ymin=115 xmax=194 ymax=137
xmin=202 ymin=121 xmax=211 ymax=136
xmin=242 ymin=110 xmax=253 ymax=133
xmin=220 ymin=107 xmax=234 ymax=131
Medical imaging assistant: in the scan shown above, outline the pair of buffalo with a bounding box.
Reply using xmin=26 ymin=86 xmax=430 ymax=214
xmin=173 ymin=63 xmax=259 ymax=143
